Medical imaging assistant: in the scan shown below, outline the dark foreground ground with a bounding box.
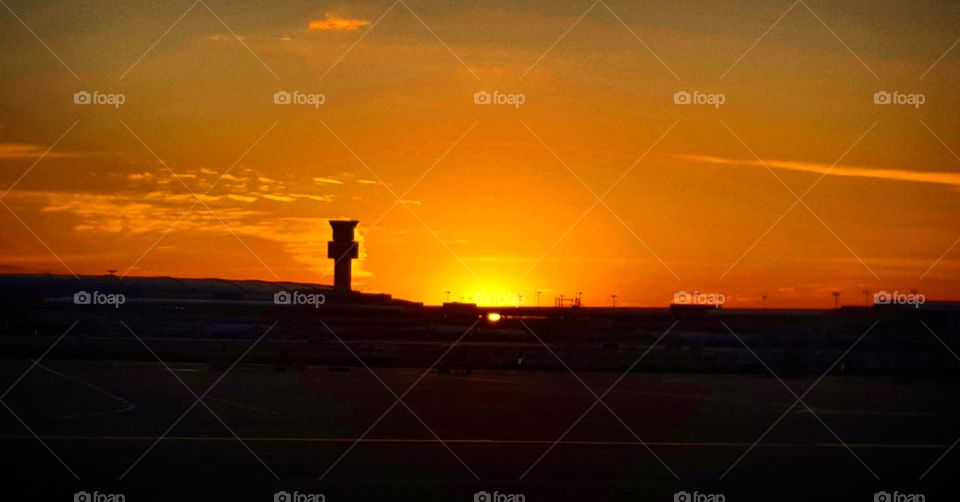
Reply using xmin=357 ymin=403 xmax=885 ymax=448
xmin=2 ymin=358 xmax=957 ymax=501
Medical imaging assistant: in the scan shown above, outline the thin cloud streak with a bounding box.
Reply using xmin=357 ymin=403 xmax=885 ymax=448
xmin=681 ymin=154 xmax=960 ymax=188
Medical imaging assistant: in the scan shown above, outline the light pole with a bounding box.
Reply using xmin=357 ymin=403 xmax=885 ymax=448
xmin=832 ymin=291 xmax=841 ymax=309
xmin=611 ymin=294 xmax=618 ymax=307
xmin=536 ymin=290 xmax=541 ymax=307
xmin=445 ymin=291 xmax=451 ymax=302
xmin=577 ymin=291 xmax=583 ymax=306
xmin=761 ymin=294 xmax=768 ymax=309
xmin=862 ymin=290 xmax=870 ymax=306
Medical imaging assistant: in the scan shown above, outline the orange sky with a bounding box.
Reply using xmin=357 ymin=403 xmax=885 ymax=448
xmin=0 ymin=0 xmax=959 ymax=307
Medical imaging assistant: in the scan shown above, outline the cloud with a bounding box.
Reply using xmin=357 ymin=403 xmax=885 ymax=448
xmin=308 ymin=13 xmax=369 ymax=31
xmin=263 ymin=193 xmax=295 ymax=202
xmin=11 ymin=189 xmax=363 ymax=276
xmin=0 ymin=143 xmax=76 ymax=159
xmin=681 ymin=154 xmax=960 ymax=188
xmin=312 ymin=176 xmax=344 ymax=185
xmin=227 ymin=193 xmax=257 ymax=203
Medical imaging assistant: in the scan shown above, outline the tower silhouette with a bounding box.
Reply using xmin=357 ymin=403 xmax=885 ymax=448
xmin=328 ymin=220 xmax=359 ymax=293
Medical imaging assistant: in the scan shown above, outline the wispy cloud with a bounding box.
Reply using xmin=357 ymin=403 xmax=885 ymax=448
xmin=308 ymin=13 xmax=369 ymax=31
xmin=0 ymin=143 xmax=77 ymax=159
xmin=681 ymin=154 xmax=960 ymax=188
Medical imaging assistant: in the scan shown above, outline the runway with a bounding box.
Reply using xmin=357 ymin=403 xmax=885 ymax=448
xmin=2 ymin=358 xmax=957 ymax=500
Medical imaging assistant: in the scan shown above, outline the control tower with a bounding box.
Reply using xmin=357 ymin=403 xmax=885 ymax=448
xmin=327 ymin=220 xmax=359 ymax=294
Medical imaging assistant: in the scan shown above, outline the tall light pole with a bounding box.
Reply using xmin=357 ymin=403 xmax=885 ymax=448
xmin=761 ymin=294 xmax=768 ymax=309
xmin=536 ymin=290 xmax=541 ymax=307
xmin=611 ymin=294 xmax=618 ymax=307
xmin=445 ymin=291 xmax=451 ymax=302
xmin=832 ymin=291 xmax=841 ymax=309
xmin=577 ymin=291 xmax=583 ymax=306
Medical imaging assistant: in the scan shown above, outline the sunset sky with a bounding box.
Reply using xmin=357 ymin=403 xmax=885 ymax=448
xmin=1 ymin=0 xmax=959 ymax=307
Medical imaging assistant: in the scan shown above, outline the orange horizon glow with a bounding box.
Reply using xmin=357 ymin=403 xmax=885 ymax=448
xmin=1 ymin=1 xmax=958 ymax=309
